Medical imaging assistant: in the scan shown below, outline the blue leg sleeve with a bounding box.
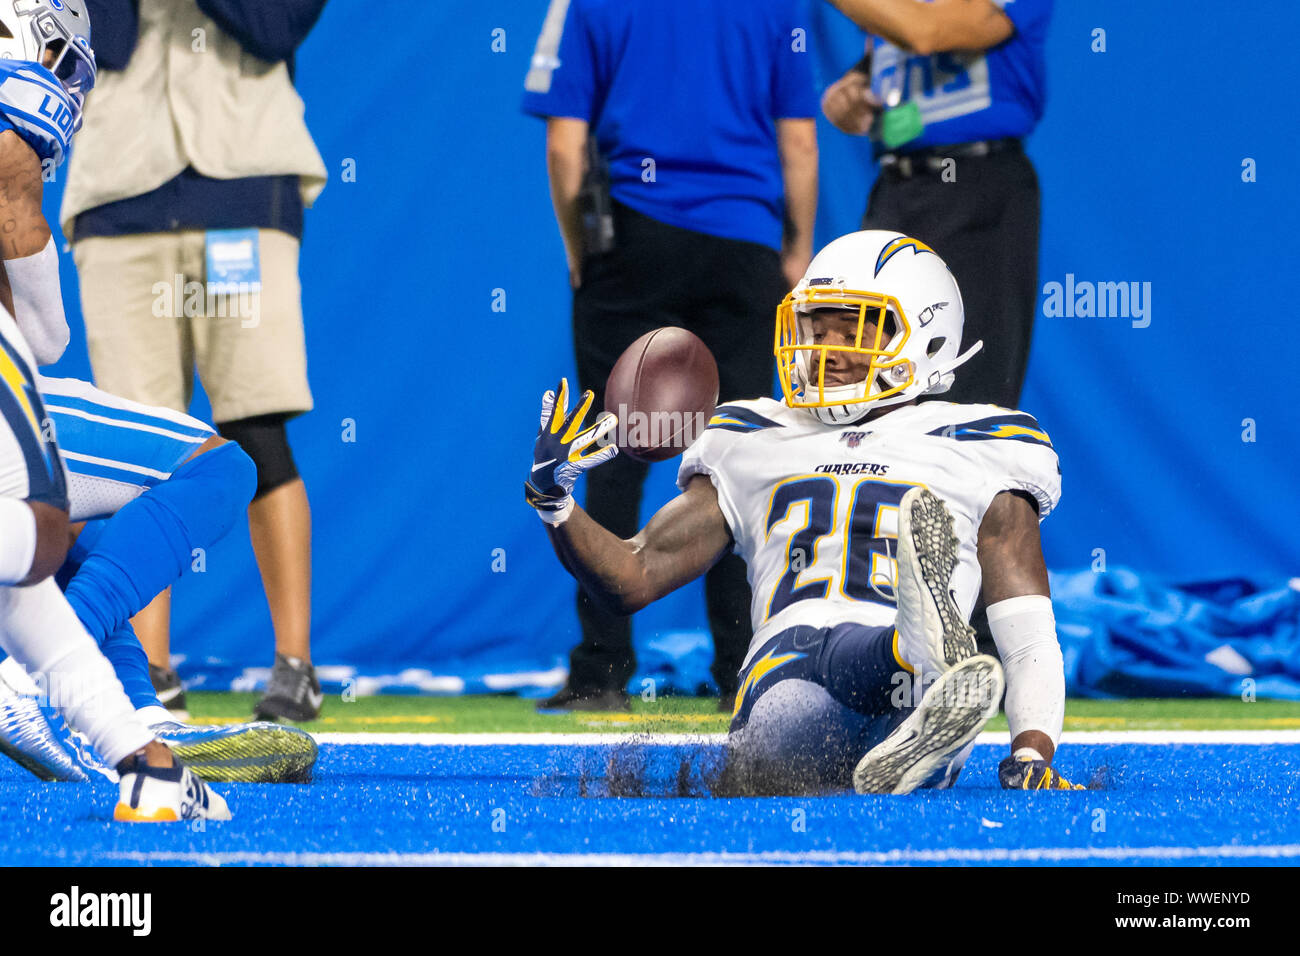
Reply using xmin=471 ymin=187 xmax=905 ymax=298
xmin=62 ymin=440 xmax=257 ymax=642
xmin=100 ymin=620 xmax=162 ymax=711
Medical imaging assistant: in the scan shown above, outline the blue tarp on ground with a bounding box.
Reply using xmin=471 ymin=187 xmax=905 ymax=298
xmin=1055 ymin=570 xmax=1300 ymax=700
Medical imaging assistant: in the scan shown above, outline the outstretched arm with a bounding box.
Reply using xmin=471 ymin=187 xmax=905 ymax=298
xmin=977 ymin=490 xmax=1062 ymax=765
xmin=828 ymin=0 xmax=1013 ymax=56
xmin=545 ymin=475 xmax=733 ymax=616
xmin=524 ymin=379 xmax=733 ymax=615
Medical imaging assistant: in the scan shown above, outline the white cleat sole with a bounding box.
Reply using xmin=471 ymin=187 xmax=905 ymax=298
xmin=895 ymin=487 xmax=977 ymax=672
xmin=853 ymin=655 xmax=1004 ymax=795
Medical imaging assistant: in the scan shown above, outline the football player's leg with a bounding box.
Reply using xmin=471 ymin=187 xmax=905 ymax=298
xmin=0 ymin=586 xmax=232 ymax=820
xmin=38 ymin=376 xmax=256 ymax=642
xmin=723 ymin=624 xmax=906 ymax=794
xmin=726 ymin=679 xmax=892 ymax=795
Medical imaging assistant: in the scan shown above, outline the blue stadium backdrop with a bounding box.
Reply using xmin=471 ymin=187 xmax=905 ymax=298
xmin=39 ymin=1 xmax=1300 ymax=692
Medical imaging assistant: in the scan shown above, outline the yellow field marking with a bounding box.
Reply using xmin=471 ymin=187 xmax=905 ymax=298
xmin=191 ymin=714 xmax=447 ymax=726
xmin=1064 ymin=716 xmax=1300 ymax=729
xmin=581 ymin=714 xmax=729 ymax=729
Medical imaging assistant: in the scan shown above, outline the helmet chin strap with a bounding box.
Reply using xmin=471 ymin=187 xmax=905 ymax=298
xmin=922 ymin=340 xmax=984 ymax=394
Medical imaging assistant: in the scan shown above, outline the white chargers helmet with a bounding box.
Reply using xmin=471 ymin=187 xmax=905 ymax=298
xmin=775 ymin=230 xmax=982 ymax=425
xmin=0 ymin=0 xmax=96 ymax=128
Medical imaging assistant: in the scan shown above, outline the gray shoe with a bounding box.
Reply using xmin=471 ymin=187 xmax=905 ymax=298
xmin=254 ymin=654 xmax=323 ymax=722
xmin=535 ymin=685 xmax=631 ymax=712
xmin=148 ymin=663 xmax=189 ymax=720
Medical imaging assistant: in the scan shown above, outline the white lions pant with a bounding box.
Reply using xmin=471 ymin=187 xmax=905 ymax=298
xmin=37 ymin=376 xmax=214 ymax=522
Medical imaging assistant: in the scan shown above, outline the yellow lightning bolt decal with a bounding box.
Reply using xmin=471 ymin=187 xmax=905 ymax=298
xmin=0 ymin=347 xmax=40 ymax=436
xmin=984 ymin=422 xmax=1052 ymax=444
xmin=874 ymin=237 xmax=936 ymax=276
xmin=733 ymin=648 xmax=806 ymax=718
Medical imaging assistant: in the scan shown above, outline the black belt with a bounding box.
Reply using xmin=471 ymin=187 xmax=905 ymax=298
xmin=879 ymin=137 xmax=1022 ymax=178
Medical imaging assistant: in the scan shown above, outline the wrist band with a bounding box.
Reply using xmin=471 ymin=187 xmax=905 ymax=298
xmin=537 ymin=497 xmax=574 ymax=526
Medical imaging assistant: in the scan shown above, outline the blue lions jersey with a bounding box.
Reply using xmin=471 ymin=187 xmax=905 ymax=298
xmin=868 ymin=0 xmax=1051 ymax=151
xmin=0 ymin=59 xmax=76 ymax=166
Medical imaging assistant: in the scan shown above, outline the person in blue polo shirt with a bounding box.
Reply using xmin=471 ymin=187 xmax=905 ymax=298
xmin=821 ymin=0 xmax=1052 ymax=407
xmin=523 ymin=0 xmax=820 ymax=712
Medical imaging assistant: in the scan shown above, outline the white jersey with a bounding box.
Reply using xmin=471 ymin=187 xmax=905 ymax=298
xmin=678 ymin=398 xmax=1061 ymax=666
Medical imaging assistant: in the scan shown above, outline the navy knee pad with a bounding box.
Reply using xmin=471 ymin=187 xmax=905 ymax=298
xmin=216 ymin=413 xmax=300 ymax=499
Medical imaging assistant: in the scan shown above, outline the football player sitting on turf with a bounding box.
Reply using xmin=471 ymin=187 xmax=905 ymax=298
xmin=0 ymin=0 xmax=316 ymax=785
xmin=526 ymin=230 xmax=1085 ymax=794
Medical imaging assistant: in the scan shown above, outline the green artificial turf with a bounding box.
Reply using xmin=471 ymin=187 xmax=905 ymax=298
xmin=186 ymin=691 xmax=1300 ymax=735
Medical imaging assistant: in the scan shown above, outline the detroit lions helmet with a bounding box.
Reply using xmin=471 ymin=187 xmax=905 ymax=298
xmin=0 ymin=0 xmax=95 ymax=129
xmin=775 ymin=230 xmax=983 ymax=425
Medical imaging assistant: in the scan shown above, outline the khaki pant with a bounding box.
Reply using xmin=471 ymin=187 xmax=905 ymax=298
xmin=74 ymin=229 xmax=313 ymax=423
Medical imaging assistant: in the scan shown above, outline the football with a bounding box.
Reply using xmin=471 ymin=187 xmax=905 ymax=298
xmin=604 ymin=327 xmax=720 ymax=462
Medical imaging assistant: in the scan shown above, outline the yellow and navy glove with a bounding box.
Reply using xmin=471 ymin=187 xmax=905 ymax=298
xmin=998 ymin=754 xmax=1087 ymax=790
xmin=525 ymin=378 xmax=619 ymax=524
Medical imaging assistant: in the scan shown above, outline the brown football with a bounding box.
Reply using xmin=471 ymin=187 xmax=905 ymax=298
xmin=604 ymin=327 xmax=720 ymax=462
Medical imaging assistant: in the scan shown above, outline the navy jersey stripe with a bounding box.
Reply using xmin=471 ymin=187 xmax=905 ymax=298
xmin=706 ymin=404 xmax=784 ymax=433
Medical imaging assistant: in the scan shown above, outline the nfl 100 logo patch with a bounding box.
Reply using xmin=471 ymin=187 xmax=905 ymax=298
xmin=839 ymin=431 xmax=870 ymax=448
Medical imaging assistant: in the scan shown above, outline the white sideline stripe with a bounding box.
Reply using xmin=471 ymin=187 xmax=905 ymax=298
xmin=312 ymin=730 xmax=1300 ymax=746
xmin=104 ymin=844 xmax=1300 ymax=867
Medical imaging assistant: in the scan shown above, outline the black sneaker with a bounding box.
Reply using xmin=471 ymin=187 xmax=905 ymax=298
xmin=254 ymin=654 xmax=323 ymax=722
xmin=535 ymin=685 xmax=630 ymax=712
xmin=148 ymin=664 xmax=189 ymax=718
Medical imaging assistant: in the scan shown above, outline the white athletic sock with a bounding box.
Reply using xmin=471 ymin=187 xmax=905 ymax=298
xmin=0 ymin=498 xmax=36 ymax=585
xmin=0 ymin=579 xmax=153 ymax=766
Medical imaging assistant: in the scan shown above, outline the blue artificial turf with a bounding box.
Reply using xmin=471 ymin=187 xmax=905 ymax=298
xmin=4 ymin=742 xmax=1298 ymax=866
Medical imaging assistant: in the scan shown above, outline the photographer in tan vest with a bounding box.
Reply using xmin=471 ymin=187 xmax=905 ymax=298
xmin=63 ymin=0 xmax=329 ymax=721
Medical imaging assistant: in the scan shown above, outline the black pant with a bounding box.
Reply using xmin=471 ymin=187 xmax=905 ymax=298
xmin=568 ymin=201 xmax=786 ymax=697
xmin=862 ymin=147 xmax=1041 ymax=408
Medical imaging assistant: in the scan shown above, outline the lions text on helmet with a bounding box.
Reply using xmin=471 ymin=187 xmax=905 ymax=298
xmin=776 ymin=230 xmax=983 ymax=425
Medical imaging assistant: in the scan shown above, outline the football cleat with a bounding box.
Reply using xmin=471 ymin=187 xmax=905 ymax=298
xmin=149 ymin=719 xmax=318 ymax=783
xmin=893 ymin=487 xmax=977 ymax=680
xmin=114 ymin=754 xmax=232 ymax=823
xmin=998 ymin=754 xmax=1087 ymax=791
xmin=0 ymin=669 xmax=115 ymax=782
xmin=254 ymin=654 xmax=324 ymax=722
xmin=853 ymin=654 xmax=1004 ymax=795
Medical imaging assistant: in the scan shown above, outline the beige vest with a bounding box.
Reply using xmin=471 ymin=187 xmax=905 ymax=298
xmin=60 ymin=0 xmax=327 ymax=238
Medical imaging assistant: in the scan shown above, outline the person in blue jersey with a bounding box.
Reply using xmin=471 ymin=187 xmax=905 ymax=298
xmin=0 ymin=0 xmax=316 ymax=787
xmin=523 ymin=0 xmax=820 ymax=712
xmin=820 ymin=0 xmax=1051 ymax=408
